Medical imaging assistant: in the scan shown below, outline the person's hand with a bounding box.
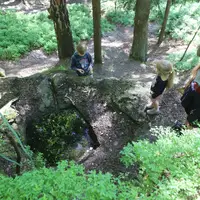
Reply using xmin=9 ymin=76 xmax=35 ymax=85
xmin=77 ymin=69 xmax=84 ymax=74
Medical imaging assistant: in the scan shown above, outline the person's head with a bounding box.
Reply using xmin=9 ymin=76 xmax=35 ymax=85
xmin=191 ymin=64 xmax=200 ymax=85
xmin=155 ymin=60 xmax=175 ymax=88
xmin=76 ymin=42 xmax=87 ymax=56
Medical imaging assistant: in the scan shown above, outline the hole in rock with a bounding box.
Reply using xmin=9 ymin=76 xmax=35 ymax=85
xmin=26 ymin=109 xmax=99 ymax=166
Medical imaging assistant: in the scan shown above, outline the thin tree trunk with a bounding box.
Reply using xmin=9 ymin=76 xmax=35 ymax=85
xmin=179 ymin=25 xmax=200 ymax=61
xmin=92 ymin=0 xmax=102 ymax=64
xmin=130 ymin=0 xmax=151 ymax=62
xmin=48 ymin=0 xmax=74 ymax=60
xmin=3 ymin=130 xmax=21 ymax=175
xmin=157 ymin=0 xmax=171 ymax=45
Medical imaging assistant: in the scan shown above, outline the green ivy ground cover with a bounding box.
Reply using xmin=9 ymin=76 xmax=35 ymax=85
xmin=0 ymin=4 xmax=114 ymax=60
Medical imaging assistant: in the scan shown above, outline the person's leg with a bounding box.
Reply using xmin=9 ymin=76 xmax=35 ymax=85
xmin=185 ymin=120 xmax=193 ymax=129
xmin=186 ymin=111 xmax=199 ymax=129
xmin=147 ymin=97 xmax=160 ymax=114
xmin=146 ymin=100 xmax=154 ymax=109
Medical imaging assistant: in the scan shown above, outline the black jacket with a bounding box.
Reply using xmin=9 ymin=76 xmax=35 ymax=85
xmin=181 ymin=82 xmax=200 ymax=124
xmin=151 ymin=75 xmax=168 ymax=98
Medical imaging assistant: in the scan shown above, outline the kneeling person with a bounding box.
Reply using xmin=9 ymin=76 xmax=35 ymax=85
xmin=70 ymin=43 xmax=93 ymax=77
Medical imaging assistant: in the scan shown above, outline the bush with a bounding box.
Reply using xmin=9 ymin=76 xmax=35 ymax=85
xmin=0 ymin=11 xmax=41 ymax=60
xmin=166 ymin=3 xmax=200 ymax=43
xmin=0 ymin=4 xmax=114 ymax=60
xmin=149 ymin=2 xmax=200 ymax=43
xmin=1 ymin=125 xmax=200 ymax=199
xmin=116 ymin=0 xmax=136 ymax=10
xmin=168 ymin=50 xmax=200 ymax=71
xmin=120 ymin=126 xmax=200 ymax=199
xmin=106 ymin=10 xmax=134 ymax=26
xmin=0 ymin=161 xmax=139 ymax=200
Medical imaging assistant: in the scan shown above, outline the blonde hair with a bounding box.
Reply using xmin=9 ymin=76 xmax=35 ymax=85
xmin=76 ymin=42 xmax=87 ymax=55
xmin=155 ymin=60 xmax=175 ymax=89
xmin=185 ymin=64 xmax=200 ymax=88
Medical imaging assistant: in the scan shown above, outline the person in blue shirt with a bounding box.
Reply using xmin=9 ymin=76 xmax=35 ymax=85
xmin=70 ymin=42 xmax=93 ymax=77
xmin=145 ymin=60 xmax=175 ymax=115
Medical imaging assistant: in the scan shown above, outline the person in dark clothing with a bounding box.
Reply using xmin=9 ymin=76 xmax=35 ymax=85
xmin=70 ymin=42 xmax=93 ymax=77
xmin=181 ymin=64 xmax=200 ymax=128
xmin=146 ymin=60 xmax=175 ymax=115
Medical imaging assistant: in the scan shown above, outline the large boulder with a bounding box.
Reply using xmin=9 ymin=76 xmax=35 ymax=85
xmin=0 ymin=71 xmax=149 ymax=168
xmin=0 ymin=71 xmax=150 ymax=136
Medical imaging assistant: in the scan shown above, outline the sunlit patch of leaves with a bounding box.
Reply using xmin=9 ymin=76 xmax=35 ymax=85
xmin=168 ymin=50 xmax=200 ymax=71
xmin=121 ymin=126 xmax=200 ymax=199
xmin=0 ymin=5 xmax=114 ymax=60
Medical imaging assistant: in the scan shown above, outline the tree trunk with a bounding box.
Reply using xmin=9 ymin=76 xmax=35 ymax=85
xmin=157 ymin=0 xmax=171 ymax=45
xmin=197 ymin=45 xmax=200 ymax=57
xmin=129 ymin=0 xmax=150 ymax=62
xmin=92 ymin=0 xmax=102 ymax=64
xmin=2 ymin=130 xmax=22 ymax=175
xmin=48 ymin=0 xmax=74 ymax=60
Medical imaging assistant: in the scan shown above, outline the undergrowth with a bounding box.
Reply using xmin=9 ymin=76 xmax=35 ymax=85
xmin=1 ymin=126 xmax=200 ymax=199
xmin=168 ymin=50 xmax=200 ymax=71
xmin=0 ymin=161 xmax=139 ymax=200
xmin=150 ymin=2 xmax=200 ymax=43
xmin=106 ymin=10 xmax=134 ymax=26
xmin=0 ymin=4 xmax=114 ymax=60
xmin=120 ymin=126 xmax=200 ymax=199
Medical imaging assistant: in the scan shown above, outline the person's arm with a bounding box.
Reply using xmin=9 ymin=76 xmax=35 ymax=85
xmin=87 ymin=53 xmax=93 ymax=76
xmin=87 ymin=53 xmax=93 ymax=68
xmin=71 ymin=56 xmax=84 ymax=74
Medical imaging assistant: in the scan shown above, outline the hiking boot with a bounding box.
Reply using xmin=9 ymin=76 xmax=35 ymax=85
xmin=146 ymin=104 xmax=154 ymax=109
xmin=171 ymin=120 xmax=184 ymax=136
xmin=147 ymin=108 xmax=160 ymax=115
xmin=144 ymin=104 xmax=154 ymax=112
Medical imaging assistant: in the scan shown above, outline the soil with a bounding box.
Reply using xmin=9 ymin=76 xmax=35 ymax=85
xmin=0 ymin=0 xmax=193 ymax=176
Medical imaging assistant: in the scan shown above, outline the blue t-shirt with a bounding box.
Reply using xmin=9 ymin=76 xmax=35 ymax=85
xmin=70 ymin=52 xmax=93 ymax=73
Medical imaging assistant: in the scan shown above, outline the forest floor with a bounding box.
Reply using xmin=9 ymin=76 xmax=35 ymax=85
xmin=0 ymin=0 xmax=193 ymax=175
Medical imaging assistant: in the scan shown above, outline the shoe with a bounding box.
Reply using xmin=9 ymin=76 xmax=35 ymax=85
xmin=147 ymin=108 xmax=160 ymax=115
xmin=171 ymin=120 xmax=184 ymax=136
xmin=146 ymin=104 xmax=154 ymax=109
xmin=144 ymin=104 xmax=154 ymax=112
